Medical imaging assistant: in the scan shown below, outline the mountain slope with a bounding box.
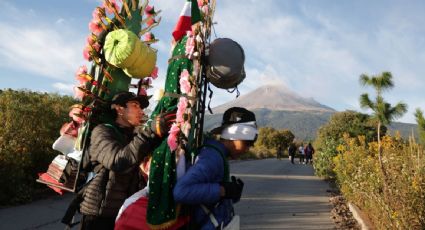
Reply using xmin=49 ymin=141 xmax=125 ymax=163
xmin=212 ymin=84 xmax=335 ymax=114
xmin=204 ymin=85 xmax=418 ymax=140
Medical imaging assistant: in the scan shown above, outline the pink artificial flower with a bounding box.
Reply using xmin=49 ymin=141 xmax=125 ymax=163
xmin=92 ymin=42 xmax=101 ymax=52
xmin=197 ymin=0 xmax=206 ymax=7
xmin=69 ymin=107 xmax=85 ymax=124
xmin=167 ymin=123 xmax=180 ymax=151
xmin=103 ymin=0 xmax=120 ymax=14
xmin=83 ymin=45 xmax=91 ymax=61
xmin=73 ymin=85 xmax=85 ymax=100
xmin=169 ymin=123 xmax=180 ymax=136
xmin=150 ymin=66 xmax=158 ymax=79
xmin=138 ymin=87 xmax=147 ymax=96
xmin=167 ymin=133 xmax=179 ymax=151
xmin=92 ymin=7 xmax=102 ymax=20
xmin=176 ymin=97 xmax=188 ymax=123
xmin=185 ymin=33 xmax=195 ymax=58
xmin=75 ymin=66 xmax=89 ymax=84
xmin=89 ymin=19 xmax=103 ymax=35
xmin=87 ymin=34 xmax=96 ymax=45
xmin=144 ymin=32 xmax=153 ymax=41
xmin=179 ymin=69 xmax=191 ymax=94
xmin=176 ymin=109 xmax=184 ymax=123
xmin=144 ymin=5 xmax=154 ymax=16
xmin=201 ymin=5 xmax=209 ymax=15
xmin=146 ymin=17 xmax=155 ymax=26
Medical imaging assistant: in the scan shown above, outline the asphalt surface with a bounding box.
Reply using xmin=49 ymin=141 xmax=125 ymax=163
xmin=233 ymin=158 xmax=334 ymax=229
xmin=0 ymin=158 xmax=333 ymax=229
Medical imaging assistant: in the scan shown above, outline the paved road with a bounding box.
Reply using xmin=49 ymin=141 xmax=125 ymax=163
xmin=0 ymin=158 xmax=333 ymax=229
xmin=233 ymin=158 xmax=334 ymax=229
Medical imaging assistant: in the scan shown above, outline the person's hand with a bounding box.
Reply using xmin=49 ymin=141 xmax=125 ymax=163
xmin=150 ymin=111 xmax=176 ymax=137
xmin=221 ymin=176 xmax=244 ymax=203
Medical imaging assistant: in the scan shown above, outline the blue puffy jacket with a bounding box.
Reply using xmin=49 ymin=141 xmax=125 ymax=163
xmin=173 ymin=139 xmax=234 ymax=230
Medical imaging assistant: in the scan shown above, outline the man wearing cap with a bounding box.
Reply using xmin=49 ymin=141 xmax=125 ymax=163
xmin=173 ymin=107 xmax=258 ymax=229
xmin=78 ymin=91 xmax=174 ymax=230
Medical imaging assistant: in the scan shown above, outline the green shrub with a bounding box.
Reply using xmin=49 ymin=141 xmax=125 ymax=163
xmin=0 ymin=89 xmax=76 ymax=205
xmin=334 ymin=135 xmax=425 ymax=229
xmin=313 ymin=138 xmax=342 ymax=179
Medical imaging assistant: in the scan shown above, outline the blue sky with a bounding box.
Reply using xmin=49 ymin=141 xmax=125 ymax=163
xmin=0 ymin=0 xmax=424 ymax=124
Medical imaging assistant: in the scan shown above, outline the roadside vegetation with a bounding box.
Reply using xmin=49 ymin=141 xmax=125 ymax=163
xmin=314 ymin=72 xmax=425 ymax=229
xmin=0 ymin=89 xmax=76 ymax=205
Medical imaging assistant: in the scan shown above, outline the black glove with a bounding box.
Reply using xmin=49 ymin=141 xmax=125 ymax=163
xmin=221 ymin=176 xmax=244 ymax=203
xmin=150 ymin=111 xmax=176 ymax=137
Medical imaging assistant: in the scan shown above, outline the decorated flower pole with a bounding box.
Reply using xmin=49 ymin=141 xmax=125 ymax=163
xmin=38 ymin=0 xmax=161 ymax=193
xmin=74 ymin=0 xmax=161 ymax=141
xmin=146 ymin=0 xmax=216 ymax=228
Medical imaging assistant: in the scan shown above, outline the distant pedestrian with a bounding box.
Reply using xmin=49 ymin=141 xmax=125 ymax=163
xmin=288 ymin=143 xmax=296 ymax=164
xmin=305 ymin=143 xmax=315 ymax=164
xmin=277 ymin=145 xmax=283 ymax=160
xmin=299 ymin=144 xmax=305 ymax=164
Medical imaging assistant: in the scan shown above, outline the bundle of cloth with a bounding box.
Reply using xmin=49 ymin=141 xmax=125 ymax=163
xmin=38 ymin=121 xmax=83 ymax=193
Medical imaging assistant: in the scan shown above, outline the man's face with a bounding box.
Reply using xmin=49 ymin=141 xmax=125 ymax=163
xmin=122 ymin=101 xmax=144 ymax=127
xmin=229 ymin=140 xmax=254 ymax=159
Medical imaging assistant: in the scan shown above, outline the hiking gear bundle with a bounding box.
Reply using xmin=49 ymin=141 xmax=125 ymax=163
xmin=207 ymin=38 xmax=246 ymax=89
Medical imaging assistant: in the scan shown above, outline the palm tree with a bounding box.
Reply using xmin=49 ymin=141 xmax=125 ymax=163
xmin=359 ymin=72 xmax=407 ymax=150
xmin=414 ymin=108 xmax=425 ymax=145
xmin=359 ymin=71 xmax=407 ymax=192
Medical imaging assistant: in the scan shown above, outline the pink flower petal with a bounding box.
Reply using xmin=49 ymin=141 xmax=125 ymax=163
xmin=73 ymin=85 xmax=85 ymax=100
xmin=103 ymin=0 xmax=120 ymax=14
xmin=89 ymin=19 xmax=103 ymax=35
xmin=167 ymin=133 xmax=178 ymax=151
xmin=144 ymin=32 xmax=152 ymax=41
xmin=75 ymin=66 xmax=89 ymax=84
xmin=179 ymin=70 xmax=191 ymax=94
xmin=145 ymin=5 xmax=154 ymax=15
xmin=92 ymin=42 xmax=101 ymax=52
xmin=83 ymin=46 xmax=91 ymax=61
xmin=150 ymin=66 xmax=158 ymax=79
xmin=146 ymin=17 xmax=155 ymax=26
xmin=87 ymin=34 xmax=95 ymax=45
xmin=138 ymin=88 xmax=147 ymax=96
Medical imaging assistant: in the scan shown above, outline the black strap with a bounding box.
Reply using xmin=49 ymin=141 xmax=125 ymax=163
xmin=207 ymin=83 xmax=214 ymax=114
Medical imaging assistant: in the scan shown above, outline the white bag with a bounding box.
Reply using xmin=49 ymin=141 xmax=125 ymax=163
xmin=202 ymin=205 xmax=240 ymax=230
xmin=223 ymin=215 xmax=240 ymax=230
xmin=52 ymin=134 xmax=76 ymax=155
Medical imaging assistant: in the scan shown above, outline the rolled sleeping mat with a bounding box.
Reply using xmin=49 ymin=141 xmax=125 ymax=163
xmin=123 ymin=44 xmax=157 ymax=79
xmin=103 ymin=29 xmax=141 ymax=68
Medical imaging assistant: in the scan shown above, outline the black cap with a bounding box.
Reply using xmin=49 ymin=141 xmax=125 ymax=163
xmin=111 ymin=91 xmax=149 ymax=108
xmin=222 ymin=107 xmax=256 ymax=125
xmin=211 ymin=107 xmax=256 ymax=134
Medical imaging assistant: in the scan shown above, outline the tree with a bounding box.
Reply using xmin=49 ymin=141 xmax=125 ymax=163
xmin=256 ymin=127 xmax=294 ymax=151
xmin=359 ymin=72 xmax=407 ymax=151
xmin=315 ymin=110 xmax=381 ymax=150
xmin=415 ymin=108 xmax=425 ymax=145
xmin=359 ymin=72 xmax=407 ymax=193
xmin=314 ymin=110 xmax=380 ymax=178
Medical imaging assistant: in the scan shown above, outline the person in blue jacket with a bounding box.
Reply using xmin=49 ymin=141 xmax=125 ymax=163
xmin=173 ymin=107 xmax=258 ymax=229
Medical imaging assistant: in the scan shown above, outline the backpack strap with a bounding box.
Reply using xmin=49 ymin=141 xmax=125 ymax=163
xmin=201 ymin=144 xmax=230 ymax=183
